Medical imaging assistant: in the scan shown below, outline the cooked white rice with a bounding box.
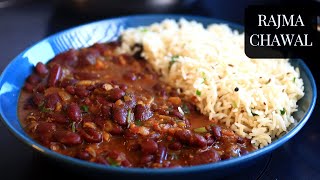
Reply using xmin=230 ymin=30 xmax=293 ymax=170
xmin=117 ymin=19 xmax=304 ymax=148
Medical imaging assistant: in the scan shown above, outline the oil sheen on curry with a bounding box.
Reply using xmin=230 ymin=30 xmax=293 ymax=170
xmin=19 ymin=42 xmax=255 ymax=168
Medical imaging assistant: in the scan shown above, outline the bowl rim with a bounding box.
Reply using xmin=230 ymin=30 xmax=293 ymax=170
xmin=0 ymin=14 xmax=317 ymax=174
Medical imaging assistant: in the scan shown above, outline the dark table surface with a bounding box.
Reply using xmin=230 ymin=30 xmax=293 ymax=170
xmin=0 ymin=1 xmax=319 ymax=179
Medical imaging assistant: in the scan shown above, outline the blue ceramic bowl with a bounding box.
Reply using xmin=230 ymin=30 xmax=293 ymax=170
xmin=0 ymin=15 xmax=317 ymax=178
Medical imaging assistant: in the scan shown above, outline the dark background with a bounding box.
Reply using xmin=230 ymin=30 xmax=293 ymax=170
xmin=0 ymin=0 xmax=319 ymax=179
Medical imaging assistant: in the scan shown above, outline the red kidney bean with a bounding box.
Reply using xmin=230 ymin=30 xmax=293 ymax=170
xmin=211 ymin=125 xmax=222 ymax=139
xmin=48 ymin=64 xmax=62 ymax=87
xmin=23 ymin=97 xmax=34 ymax=110
xmin=149 ymin=133 xmax=160 ymax=140
xmin=32 ymin=92 xmax=44 ymax=106
xmin=237 ymin=136 xmax=245 ymax=144
xmin=54 ymin=130 xmax=82 ymax=146
xmin=45 ymin=93 xmax=61 ymax=109
xmin=206 ymin=136 xmax=215 ymax=146
xmin=168 ymin=142 xmax=183 ymax=151
xmin=112 ymin=105 xmax=127 ymax=126
xmin=134 ymin=104 xmax=153 ymax=121
xmin=190 ymin=149 xmax=220 ymax=165
xmin=174 ymin=129 xmax=192 ymax=144
xmin=119 ymin=84 xmax=128 ymax=91
xmin=48 ymin=113 xmax=69 ymax=124
xmin=36 ymin=122 xmax=56 ymax=135
xmin=191 ymin=134 xmax=207 ymax=148
xmin=155 ymin=107 xmax=169 ymax=115
xmin=36 ymin=122 xmax=56 ymax=145
xmin=74 ymin=71 xmax=100 ymax=80
xmin=124 ymin=95 xmax=136 ymax=109
xmin=140 ymin=154 xmax=154 ymax=164
xmin=101 ymin=105 xmax=111 ymax=119
xmin=27 ymin=74 xmax=41 ymax=85
xmin=36 ymin=83 xmax=46 ymax=93
xmin=155 ymin=144 xmax=167 ymax=164
xmin=240 ymin=148 xmax=249 ymax=155
xmin=79 ymin=127 xmax=102 ymax=143
xmin=108 ymin=151 xmax=121 ymax=159
xmin=153 ymin=84 xmax=167 ymax=97
xmin=93 ymin=116 xmax=105 ymax=129
xmin=221 ymin=154 xmax=232 ymax=160
xmin=52 ymin=49 xmax=78 ymax=66
xmin=65 ymin=85 xmax=75 ymax=95
xmin=108 ymin=88 xmax=125 ymax=102
xmin=123 ymin=71 xmax=137 ymax=81
xmin=126 ymin=140 xmax=140 ymax=151
xmin=109 ymin=124 xmax=124 ymax=135
xmin=170 ymin=109 xmax=184 ymax=119
xmin=75 ymin=86 xmax=90 ymax=97
xmin=60 ymin=79 xmax=78 ymax=88
xmin=76 ymin=149 xmax=91 ymax=160
xmin=141 ymin=139 xmax=158 ymax=154
xmin=67 ymin=103 xmax=82 ymax=122
xmin=78 ymin=48 xmax=99 ymax=67
xmin=35 ymin=62 xmax=48 ymax=75
xmin=92 ymin=43 xmax=107 ymax=54
xmin=95 ymin=156 xmax=109 ymax=165
xmin=123 ymin=129 xmax=138 ymax=140
xmin=121 ymin=159 xmax=132 ymax=167
xmin=24 ymin=82 xmax=34 ymax=92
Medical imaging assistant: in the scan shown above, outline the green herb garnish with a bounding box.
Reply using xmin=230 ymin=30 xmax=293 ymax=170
xmin=181 ymin=104 xmax=190 ymax=114
xmin=39 ymin=105 xmax=51 ymax=113
xmin=71 ymin=122 xmax=76 ymax=132
xmin=293 ymin=77 xmax=296 ymax=82
xmin=127 ymin=109 xmax=132 ymax=128
xmin=169 ymin=55 xmax=179 ymax=70
xmin=193 ymin=127 xmax=207 ymax=133
xmin=280 ymin=108 xmax=286 ymax=115
xmin=141 ymin=28 xmax=148 ymax=32
xmin=196 ymin=89 xmax=201 ymax=96
xmin=134 ymin=119 xmax=142 ymax=126
xmin=232 ymin=101 xmax=237 ymax=108
xmin=202 ymin=72 xmax=207 ymax=84
xmin=107 ymin=157 xmax=120 ymax=167
xmin=81 ymin=105 xmax=89 ymax=113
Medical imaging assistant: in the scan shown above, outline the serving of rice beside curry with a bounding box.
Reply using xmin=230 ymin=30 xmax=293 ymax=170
xmin=118 ymin=19 xmax=304 ymax=148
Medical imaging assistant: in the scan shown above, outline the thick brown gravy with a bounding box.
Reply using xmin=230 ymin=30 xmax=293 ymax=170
xmin=19 ymin=42 xmax=255 ymax=168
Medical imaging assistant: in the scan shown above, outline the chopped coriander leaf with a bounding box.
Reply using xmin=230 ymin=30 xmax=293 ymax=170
xmin=39 ymin=105 xmax=51 ymax=113
xmin=140 ymin=28 xmax=148 ymax=32
xmin=202 ymin=72 xmax=207 ymax=83
xmin=293 ymin=77 xmax=296 ymax=82
xmin=81 ymin=105 xmax=89 ymax=113
xmin=280 ymin=108 xmax=286 ymax=115
xmin=71 ymin=122 xmax=76 ymax=132
xmin=181 ymin=103 xmax=190 ymax=114
xmin=135 ymin=120 xmax=142 ymax=126
xmin=232 ymin=101 xmax=237 ymax=108
xmin=169 ymin=55 xmax=179 ymax=70
xmin=196 ymin=89 xmax=201 ymax=96
xmin=194 ymin=127 xmax=207 ymax=133
xmin=107 ymin=157 xmax=120 ymax=167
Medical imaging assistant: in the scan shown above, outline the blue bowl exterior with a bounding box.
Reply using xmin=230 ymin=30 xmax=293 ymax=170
xmin=0 ymin=14 xmax=317 ymax=176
